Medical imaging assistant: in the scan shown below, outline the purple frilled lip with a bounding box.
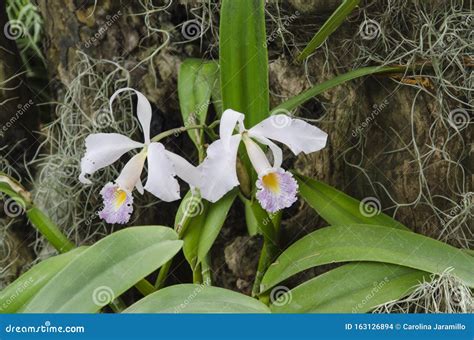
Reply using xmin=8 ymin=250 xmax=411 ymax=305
xmin=256 ymin=169 xmax=298 ymax=213
xmin=98 ymin=182 xmax=134 ymax=224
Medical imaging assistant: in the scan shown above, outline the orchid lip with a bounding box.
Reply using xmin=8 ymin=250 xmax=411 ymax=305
xmin=256 ymin=169 xmax=298 ymax=213
xmin=98 ymin=182 xmax=134 ymax=224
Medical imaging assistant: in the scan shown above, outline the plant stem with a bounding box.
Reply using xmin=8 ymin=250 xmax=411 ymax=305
xmin=135 ymin=279 xmax=156 ymax=296
xmin=201 ymin=254 xmax=212 ymax=285
xmin=109 ymin=298 xmax=127 ymax=313
xmin=26 ymin=206 xmax=75 ymax=253
xmin=154 ymin=258 xmax=172 ymax=289
xmin=151 ymin=125 xmax=205 ymax=143
xmin=251 ymin=209 xmax=282 ymax=298
xmin=193 ymin=263 xmax=203 ymax=284
xmin=150 ymin=120 xmax=220 ymax=144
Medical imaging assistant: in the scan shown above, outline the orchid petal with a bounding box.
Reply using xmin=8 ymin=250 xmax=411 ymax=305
xmin=116 ymin=151 xmax=147 ymax=192
xmin=164 ymin=151 xmax=201 ymax=188
xmin=242 ymin=135 xmax=272 ymax=177
xmin=79 ymin=133 xmax=143 ymax=184
xmin=249 ymin=114 xmax=328 ymax=155
xmin=110 ymin=88 xmax=152 ymax=144
xmin=220 ymin=109 xmax=245 ymax=145
xmin=144 ymin=143 xmax=180 ymax=202
xmin=135 ymin=179 xmax=144 ymax=195
xmin=248 ymin=133 xmax=283 ymax=169
xmin=200 ymin=134 xmax=242 ymax=202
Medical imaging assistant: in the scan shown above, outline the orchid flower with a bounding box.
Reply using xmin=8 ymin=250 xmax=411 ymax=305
xmin=79 ymin=88 xmax=199 ymax=224
xmin=199 ymin=109 xmax=327 ymax=212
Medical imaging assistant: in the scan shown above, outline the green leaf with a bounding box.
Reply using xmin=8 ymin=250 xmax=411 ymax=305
xmin=0 ymin=172 xmax=32 ymax=206
xmin=220 ymin=0 xmax=269 ymax=127
xmin=244 ymin=198 xmax=259 ymax=236
xmin=0 ymin=248 xmax=86 ymax=313
xmin=295 ymin=173 xmax=407 ymax=230
xmin=261 ymin=224 xmax=474 ymax=291
xmin=197 ymin=190 xmax=237 ymax=264
xmin=174 ymin=190 xmax=204 ymax=237
xmin=26 ymin=207 xmax=75 ymax=252
xmin=124 ymin=284 xmax=270 ymax=313
xmin=296 ymin=0 xmax=360 ymax=62
xmin=178 ymin=59 xmax=219 ymax=151
xmin=271 ymin=263 xmax=427 ymax=313
xmin=21 ymin=226 xmax=183 ymax=313
xmin=248 ymin=199 xmax=277 ymax=243
xmin=182 ymin=206 xmax=208 ymax=270
xmin=272 ymin=66 xmax=403 ymax=113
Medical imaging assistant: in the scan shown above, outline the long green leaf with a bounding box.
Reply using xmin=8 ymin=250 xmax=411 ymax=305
xmin=178 ymin=59 xmax=219 ymax=151
xmin=174 ymin=190 xmax=204 ymax=237
xmin=0 ymin=248 xmax=86 ymax=313
xmin=272 ymin=66 xmax=403 ymax=113
xmin=182 ymin=206 xmax=208 ymax=270
xmin=26 ymin=207 xmax=75 ymax=252
xmin=124 ymin=284 xmax=270 ymax=313
xmin=21 ymin=226 xmax=182 ymax=313
xmin=296 ymin=0 xmax=360 ymax=62
xmin=261 ymin=224 xmax=474 ymax=291
xmin=271 ymin=263 xmax=427 ymax=313
xmin=197 ymin=190 xmax=237 ymax=264
xmin=220 ymin=0 xmax=269 ymax=127
xmin=295 ymin=173 xmax=407 ymax=230
xmin=0 ymin=172 xmax=32 ymax=206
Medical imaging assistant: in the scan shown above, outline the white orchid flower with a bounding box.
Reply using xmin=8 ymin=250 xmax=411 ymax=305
xmin=79 ymin=88 xmax=199 ymax=224
xmin=199 ymin=109 xmax=327 ymax=212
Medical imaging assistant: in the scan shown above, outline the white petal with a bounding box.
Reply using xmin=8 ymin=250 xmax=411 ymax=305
xmin=220 ymin=109 xmax=245 ymax=145
xmin=135 ymin=180 xmax=144 ymax=195
xmin=110 ymin=88 xmax=152 ymax=144
xmin=79 ymin=133 xmax=143 ymax=184
xmin=249 ymin=115 xmax=328 ymax=155
xmin=248 ymin=133 xmax=283 ymax=169
xmin=116 ymin=151 xmax=147 ymax=192
xmin=242 ymin=135 xmax=272 ymax=177
xmin=144 ymin=143 xmax=180 ymax=202
xmin=200 ymin=134 xmax=241 ymax=202
xmin=164 ymin=151 xmax=201 ymax=188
